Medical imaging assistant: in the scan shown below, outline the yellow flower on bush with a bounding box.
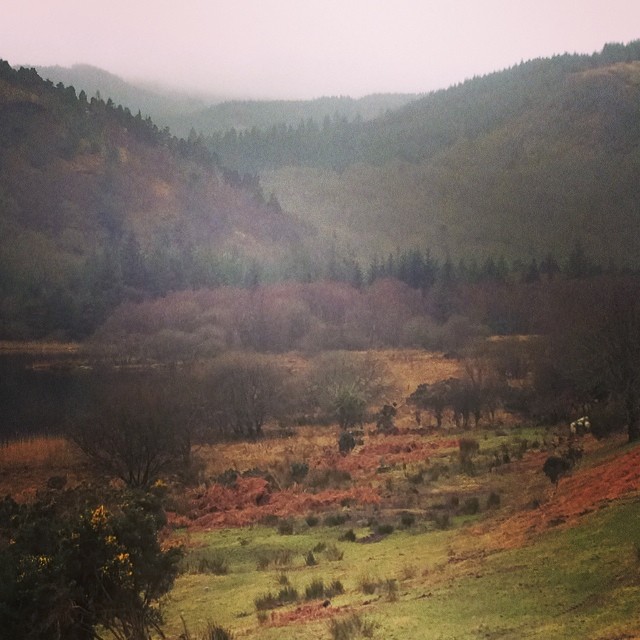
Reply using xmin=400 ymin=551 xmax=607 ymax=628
xmin=91 ymin=505 xmax=109 ymax=529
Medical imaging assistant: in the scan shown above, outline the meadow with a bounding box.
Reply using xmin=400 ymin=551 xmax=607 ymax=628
xmin=2 ymin=348 xmax=640 ymax=639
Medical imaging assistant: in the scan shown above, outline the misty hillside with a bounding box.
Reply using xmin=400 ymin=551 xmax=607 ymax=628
xmin=34 ymin=64 xmax=421 ymax=139
xmin=167 ymin=93 xmax=422 ymax=138
xmin=0 ymin=62 xmax=311 ymax=339
xmin=237 ymin=42 xmax=640 ymax=263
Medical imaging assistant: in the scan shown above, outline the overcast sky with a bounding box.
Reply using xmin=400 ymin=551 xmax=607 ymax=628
xmin=3 ymin=1 xmax=640 ymax=99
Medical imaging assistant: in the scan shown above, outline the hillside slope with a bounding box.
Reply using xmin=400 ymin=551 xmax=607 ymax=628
xmin=0 ymin=62 xmax=310 ymax=339
xmin=255 ymin=43 xmax=640 ymax=263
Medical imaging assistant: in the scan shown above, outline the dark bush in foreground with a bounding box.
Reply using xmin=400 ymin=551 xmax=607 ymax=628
xmin=0 ymin=487 xmax=182 ymax=640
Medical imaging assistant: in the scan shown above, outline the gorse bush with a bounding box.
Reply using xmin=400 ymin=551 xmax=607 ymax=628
xmin=0 ymin=487 xmax=182 ymax=640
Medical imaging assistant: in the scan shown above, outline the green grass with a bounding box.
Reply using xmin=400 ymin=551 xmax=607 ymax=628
xmin=165 ymin=498 xmax=640 ymax=639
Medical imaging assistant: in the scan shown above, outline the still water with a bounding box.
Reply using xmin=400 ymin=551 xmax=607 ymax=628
xmin=0 ymin=352 xmax=89 ymax=441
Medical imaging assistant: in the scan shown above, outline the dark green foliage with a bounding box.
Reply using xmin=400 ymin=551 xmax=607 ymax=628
xmin=290 ymin=461 xmax=309 ymax=482
xmin=543 ymin=455 xmax=574 ymax=487
xmin=305 ymin=514 xmax=319 ymax=527
xmin=459 ymin=437 xmax=480 ymax=474
xmin=304 ymin=550 xmax=317 ymax=566
xmin=277 ymin=519 xmax=295 ymax=535
xmin=305 ymin=578 xmax=325 ymax=600
xmin=375 ymin=403 xmax=397 ymax=433
xmin=486 ymin=491 xmax=501 ymax=509
xmin=339 ymin=430 xmax=357 ymax=455
xmin=0 ymin=487 xmax=182 ymax=640
xmin=339 ymin=529 xmax=357 ymax=542
xmin=375 ymin=523 xmax=394 ymax=536
xmin=335 ymin=392 xmax=366 ymax=430
xmin=461 ymin=497 xmax=481 ymax=516
xmin=400 ymin=511 xmax=416 ymax=527
xmin=254 ymin=585 xmax=299 ymax=611
xmin=324 ymin=513 xmax=349 ymax=527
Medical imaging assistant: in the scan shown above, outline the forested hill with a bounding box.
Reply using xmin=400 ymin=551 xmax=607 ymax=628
xmin=0 ymin=62 xmax=312 ymax=340
xmin=224 ymin=41 xmax=640 ymax=265
xmin=35 ymin=63 xmax=210 ymax=130
xmin=34 ymin=64 xmax=420 ymax=139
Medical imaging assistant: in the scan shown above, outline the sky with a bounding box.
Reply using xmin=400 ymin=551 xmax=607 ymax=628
xmin=3 ymin=0 xmax=640 ymax=100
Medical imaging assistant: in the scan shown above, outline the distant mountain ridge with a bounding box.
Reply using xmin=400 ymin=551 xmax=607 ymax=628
xmin=35 ymin=64 xmax=209 ymax=126
xmin=33 ymin=64 xmax=421 ymax=138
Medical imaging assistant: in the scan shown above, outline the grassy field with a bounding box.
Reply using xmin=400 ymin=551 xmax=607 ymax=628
xmin=2 ymin=348 xmax=639 ymax=639
xmin=160 ymin=413 xmax=640 ymax=640
xmin=164 ymin=495 xmax=640 ymax=639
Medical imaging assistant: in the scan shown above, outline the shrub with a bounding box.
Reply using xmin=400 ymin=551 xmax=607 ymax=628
xmin=358 ymin=575 xmax=378 ymax=595
xmin=328 ymin=613 xmax=377 ymax=640
xmin=256 ymin=610 xmax=268 ymax=625
xmin=375 ymin=523 xmax=394 ymax=536
xmin=304 ymin=550 xmax=318 ymax=566
xmin=427 ymin=462 xmax=448 ymax=482
xmin=255 ymin=585 xmax=299 ymax=611
xmin=405 ymin=468 xmax=424 ymax=484
xmin=324 ymin=513 xmax=349 ymax=526
xmin=277 ymin=519 xmax=295 ymax=535
xmin=305 ymin=578 xmax=326 ymax=600
xmin=486 ymin=491 xmax=501 ymax=509
xmin=273 ymin=549 xmax=295 ymax=566
xmin=181 ymin=551 xmax=229 ymax=575
xmin=324 ymin=543 xmax=345 ymax=561
xmin=0 ymin=488 xmax=183 ymax=640
xmin=201 ymin=622 xmax=235 ymax=640
xmin=339 ymin=529 xmax=357 ymax=542
xmin=399 ymin=511 xmax=416 ymax=528
xmin=276 ymin=572 xmax=290 ymax=585
xmin=590 ymin=400 xmax=626 ymax=439
xmin=459 ymin=437 xmax=480 ymax=474
xmin=461 ymin=497 xmax=480 ymax=515
xmin=306 ymin=468 xmax=352 ymax=490
xmin=305 ymin=514 xmax=319 ymax=527
xmin=339 ymin=430 xmax=357 ymax=455
xmin=256 ymin=548 xmax=294 ymax=570
xmin=543 ymin=455 xmax=573 ymax=487
xmin=433 ymin=512 xmax=450 ymax=529
xmin=326 ymin=579 xmax=345 ymax=597
xmin=290 ymin=461 xmax=309 ymax=482
xmin=277 ymin=585 xmax=299 ymax=604
xmin=383 ymin=578 xmax=399 ymax=601
xmin=254 ymin=593 xmax=279 ymax=611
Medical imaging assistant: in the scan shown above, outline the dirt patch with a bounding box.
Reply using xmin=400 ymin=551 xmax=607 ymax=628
xmin=266 ymin=602 xmax=352 ymax=627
